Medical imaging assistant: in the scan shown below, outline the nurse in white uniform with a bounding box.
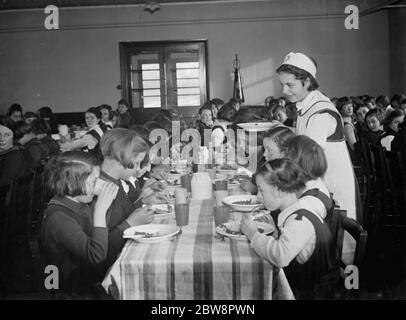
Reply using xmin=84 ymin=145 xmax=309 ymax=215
xmin=276 ymin=52 xmax=362 ymax=264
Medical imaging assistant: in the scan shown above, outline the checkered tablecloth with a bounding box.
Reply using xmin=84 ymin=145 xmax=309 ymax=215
xmin=102 ymin=198 xmax=294 ymax=300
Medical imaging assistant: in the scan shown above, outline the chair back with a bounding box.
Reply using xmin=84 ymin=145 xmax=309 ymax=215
xmin=0 ymin=182 xmax=13 ymax=258
xmin=32 ymin=163 xmax=47 ymax=234
xmin=9 ymin=170 xmax=35 ymax=245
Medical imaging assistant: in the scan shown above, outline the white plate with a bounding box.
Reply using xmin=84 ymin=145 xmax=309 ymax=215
xmin=237 ymin=122 xmax=276 ymax=132
xmin=123 ymin=224 xmax=180 ymax=243
xmin=222 ymin=195 xmax=263 ymax=212
xmin=216 ymin=221 xmax=274 ymax=241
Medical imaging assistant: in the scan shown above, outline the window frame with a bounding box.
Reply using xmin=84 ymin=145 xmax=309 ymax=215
xmin=119 ymin=40 xmax=209 ymax=110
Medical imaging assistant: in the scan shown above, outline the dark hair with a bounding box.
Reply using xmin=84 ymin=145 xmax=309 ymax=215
xmin=384 ymin=109 xmax=404 ymax=128
xmin=30 ymin=118 xmax=50 ymax=135
xmin=86 ymin=107 xmax=101 ymax=119
xmin=98 ymin=104 xmax=113 ymax=120
xmin=7 ymin=103 xmax=22 ymax=117
xmin=285 ymin=135 xmax=327 ymax=181
xmin=45 ymin=151 xmax=100 ymax=197
xmin=198 ymin=105 xmax=213 ymax=117
xmin=276 ymin=64 xmax=319 ymax=91
xmin=233 ymin=107 xmax=265 ymax=126
xmin=24 ymin=112 xmax=37 ymax=119
xmin=217 ymin=103 xmax=237 ymax=122
xmin=13 ymin=121 xmax=32 ymax=140
xmin=391 ymin=93 xmax=406 ymax=109
xmin=354 ymin=103 xmax=369 ymax=114
xmin=37 ymin=106 xmax=58 ymax=134
xmin=336 ymin=97 xmax=352 ymax=114
xmin=263 ymin=126 xmax=294 ymax=155
xmin=375 ymin=95 xmax=390 ymax=109
xmin=365 ymin=108 xmax=384 ymax=124
xmin=118 ymin=99 xmax=128 ymax=107
xmin=153 ymin=109 xmax=186 ymax=133
xmin=256 ymin=158 xmax=306 ymax=193
xmin=211 ymin=98 xmax=224 ymax=107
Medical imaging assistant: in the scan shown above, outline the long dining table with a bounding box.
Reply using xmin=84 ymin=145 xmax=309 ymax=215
xmin=101 ymin=198 xmax=294 ymax=300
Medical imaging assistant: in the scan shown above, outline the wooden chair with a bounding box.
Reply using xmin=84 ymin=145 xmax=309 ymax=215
xmin=0 ymin=181 xmax=13 ymax=298
xmin=383 ymin=150 xmax=406 ymax=277
xmin=0 ymin=182 xmax=13 ymax=257
xmin=328 ymin=209 xmax=368 ymax=299
xmin=32 ymin=163 xmax=46 ymax=235
xmin=355 ymin=138 xmax=376 ymax=230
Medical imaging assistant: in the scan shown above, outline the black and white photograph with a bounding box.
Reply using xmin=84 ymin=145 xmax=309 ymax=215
xmin=0 ymin=0 xmax=405 ymax=302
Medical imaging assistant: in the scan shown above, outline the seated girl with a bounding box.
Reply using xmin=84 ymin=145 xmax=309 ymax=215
xmin=41 ymin=151 xmax=119 ymax=295
xmin=381 ymin=109 xmax=404 ymax=151
xmin=364 ymin=109 xmax=384 ymax=146
xmin=98 ymin=104 xmax=114 ymax=130
xmin=336 ymin=97 xmax=357 ymax=151
xmin=211 ymin=103 xmax=237 ymax=166
xmin=195 ymin=105 xmax=214 ymax=146
xmin=240 ymin=158 xmax=339 ymax=299
xmin=98 ymin=128 xmax=157 ymax=266
xmin=239 ymin=125 xmax=294 ymax=194
xmin=13 ymin=120 xmax=48 ymax=168
xmin=0 ymin=124 xmax=29 ymax=186
xmin=59 ymin=107 xmax=105 ymax=159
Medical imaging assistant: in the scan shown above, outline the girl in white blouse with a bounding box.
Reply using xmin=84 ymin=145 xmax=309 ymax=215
xmin=241 ymin=158 xmax=339 ymax=299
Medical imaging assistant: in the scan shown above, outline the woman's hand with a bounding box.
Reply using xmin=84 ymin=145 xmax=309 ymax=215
xmin=93 ymin=182 xmax=119 ymax=227
xmin=240 ymin=213 xmax=258 ymax=241
xmin=126 ymin=205 xmax=155 ymax=226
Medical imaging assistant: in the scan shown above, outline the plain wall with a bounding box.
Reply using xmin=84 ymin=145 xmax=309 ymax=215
xmin=0 ymin=2 xmax=390 ymax=114
xmin=389 ymin=8 xmax=406 ymax=96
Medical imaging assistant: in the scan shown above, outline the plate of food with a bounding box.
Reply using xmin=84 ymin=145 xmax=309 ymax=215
xmin=216 ymin=221 xmax=274 ymax=241
xmin=237 ymin=122 xmax=277 ymax=132
xmin=222 ymin=195 xmax=263 ymax=212
xmin=123 ymin=224 xmax=180 ymax=243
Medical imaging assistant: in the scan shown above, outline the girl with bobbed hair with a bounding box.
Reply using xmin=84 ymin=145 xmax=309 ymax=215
xmin=7 ymin=103 xmax=23 ymax=126
xmin=336 ymin=97 xmax=357 ymax=151
xmin=41 ymin=151 xmax=119 ymax=295
xmin=97 ymin=128 xmax=156 ymax=266
xmin=381 ymin=109 xmax=404 ymax=151
xmin=241 ymin=158 xmax=339 ymax=299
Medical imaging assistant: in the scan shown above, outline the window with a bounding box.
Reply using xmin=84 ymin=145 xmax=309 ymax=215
xmin=119 ymin=41 xmax=208 ymax=109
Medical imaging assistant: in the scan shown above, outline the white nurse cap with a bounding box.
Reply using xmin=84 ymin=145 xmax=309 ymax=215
xmin=281 ymin=52 xmax=317 ymax=78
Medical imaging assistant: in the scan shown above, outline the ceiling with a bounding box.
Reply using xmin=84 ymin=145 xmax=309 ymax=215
xmin=0 ymin=0 xmax=405 ymax=12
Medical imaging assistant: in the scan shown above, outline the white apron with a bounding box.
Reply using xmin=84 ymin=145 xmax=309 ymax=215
xmin=295 ymin=90 xmax=361 ymax=265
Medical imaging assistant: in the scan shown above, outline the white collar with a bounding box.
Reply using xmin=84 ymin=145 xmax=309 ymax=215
xmin=295 ymin=90 xmax=319 ymax=113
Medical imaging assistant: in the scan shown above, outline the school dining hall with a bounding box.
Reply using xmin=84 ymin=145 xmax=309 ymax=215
xmin=0 ymin=0 xmax=406 ymax=301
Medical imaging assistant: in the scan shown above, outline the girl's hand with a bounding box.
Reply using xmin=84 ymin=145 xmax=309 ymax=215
xmin=126 ymin=205 xmax=155 ymax=226
xmin=93 ymin=182 xmax=119 ymax=227
xmin=142 ymin=191 xmax=169 ymax=205
xmin=240 ymin=213 xmax=258 ymax=241
xmin=239 ymin=179 xmax=258 ymax=194
xmin=143 ymin=179 xmax=165 ymax=192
